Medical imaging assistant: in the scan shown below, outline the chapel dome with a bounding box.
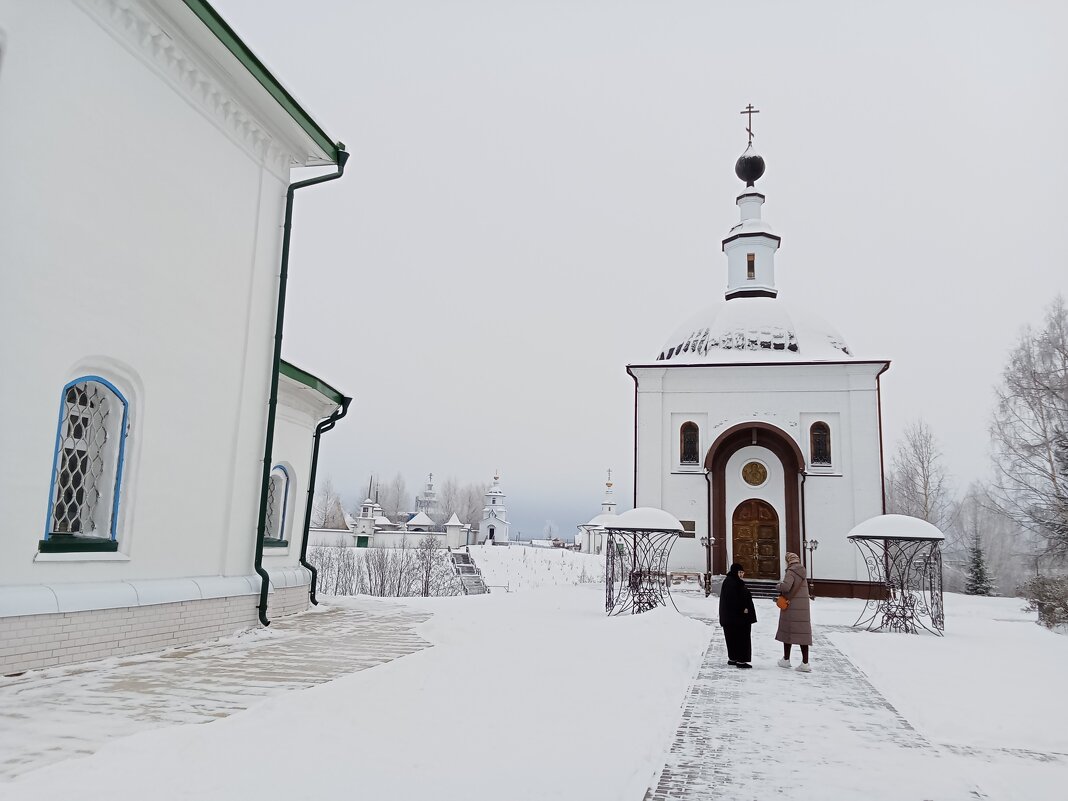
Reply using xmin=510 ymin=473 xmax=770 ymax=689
xmin=656 ymin=296 xmax=853 ymax=364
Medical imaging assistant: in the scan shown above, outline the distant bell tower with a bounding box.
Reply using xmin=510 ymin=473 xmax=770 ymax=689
xmin=478 ymin=472 xmax=511 ymax=544
xmin=415 ymin=472 xmax=438 ymax=519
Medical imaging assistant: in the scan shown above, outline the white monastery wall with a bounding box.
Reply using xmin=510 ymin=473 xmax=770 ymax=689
xmin=0 ymin=2 xmax=289 ymax=588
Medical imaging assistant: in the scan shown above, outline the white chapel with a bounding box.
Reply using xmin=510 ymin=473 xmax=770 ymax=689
xmin=627 ymin=118 xmax=889 ymax=596
xmin=477 ymin=473 xmax=512 ymax=545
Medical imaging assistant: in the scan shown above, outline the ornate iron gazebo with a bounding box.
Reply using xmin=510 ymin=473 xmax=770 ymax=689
xmin=847 ymin=514 xmax=945 ymax=635
xmin=605 ymin=508 xmax=684 ymax=616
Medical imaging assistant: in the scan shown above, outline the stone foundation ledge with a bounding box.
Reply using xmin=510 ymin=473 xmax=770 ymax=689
xmin=0 ymin=571 xmax=310 ymax=676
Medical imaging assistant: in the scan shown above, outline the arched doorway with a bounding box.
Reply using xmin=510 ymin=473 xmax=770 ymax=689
xmin=731 ymin=499 xmax=780 ymax=580
xmin=705 ymin=422 xmax=804 ymax=575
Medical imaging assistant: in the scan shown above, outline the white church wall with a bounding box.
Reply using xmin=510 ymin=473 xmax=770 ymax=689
xmin=0 ymin=3 xmax=292 ymax=591
xmin=632 ymin=362 xmax=886 ymax=582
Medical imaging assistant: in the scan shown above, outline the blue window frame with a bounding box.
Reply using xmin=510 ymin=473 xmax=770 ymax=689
xmin=43 ymin=376 xmax=129 ymax=549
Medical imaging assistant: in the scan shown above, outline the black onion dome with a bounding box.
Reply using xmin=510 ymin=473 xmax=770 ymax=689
xmin=735 ymin=146 xmax=765 ymax=186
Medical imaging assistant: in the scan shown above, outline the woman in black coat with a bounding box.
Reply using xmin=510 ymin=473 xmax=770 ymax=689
xmin=718 ymin=562 xmax=756 ymax=669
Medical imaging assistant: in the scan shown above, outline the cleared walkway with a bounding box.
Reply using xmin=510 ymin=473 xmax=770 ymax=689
xmin=0 ymin=598 xmax=430 ymax=780
xmin=645 ymin=600 xmax=1067 ymax=800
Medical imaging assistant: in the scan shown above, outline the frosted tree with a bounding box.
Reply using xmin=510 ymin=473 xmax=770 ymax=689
xmin=377 ymin=473 xmax=410 ymax=520
xmin=886 ymin=419 xmax=954 ymax=533
xmin=311 ymin=477 xmax=346 ymax=529
xmin=990 ymin=297 xmax=1068 ymax=565
xmin=964 ymin=532 xmax=995 ymax=596
xmin=949 ymin=482 xmax=1028 ymax=596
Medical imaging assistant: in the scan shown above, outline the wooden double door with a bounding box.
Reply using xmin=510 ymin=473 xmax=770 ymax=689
xmin=731 ymin=499 xmax=780 ymax=580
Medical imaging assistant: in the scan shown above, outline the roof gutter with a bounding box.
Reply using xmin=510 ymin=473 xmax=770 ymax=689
xmin=300 ymin=396 xmax=351 ymax=605
xmin=253 ymin=149 xmax=350 ymax=627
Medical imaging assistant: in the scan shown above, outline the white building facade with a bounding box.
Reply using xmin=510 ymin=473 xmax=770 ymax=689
xmin=477 ymin=474 xmax=511 ymax=544
xmin=577 ymin=473 xmax=620 ymax=555
xmin=0 ymin=0 xmax=349 ymax=674
xmin=627 ymin=139 xmax=888 ymax=596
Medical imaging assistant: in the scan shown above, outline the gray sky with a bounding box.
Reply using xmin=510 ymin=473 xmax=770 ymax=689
xmin=216 ymin=0 xmax=1067 ymax=537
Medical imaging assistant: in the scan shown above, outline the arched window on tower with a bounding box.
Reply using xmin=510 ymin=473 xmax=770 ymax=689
xmin=680 ymin=422 xmax=700 ymax=465
xmin=810 ymin=422 xmax=832 ymax=467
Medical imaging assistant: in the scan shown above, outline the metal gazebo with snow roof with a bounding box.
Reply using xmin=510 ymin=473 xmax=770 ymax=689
xmin=604 ymin=508 xmax=685 ymax=616
xmin=847 ymin=514 xmax=946 ymax=635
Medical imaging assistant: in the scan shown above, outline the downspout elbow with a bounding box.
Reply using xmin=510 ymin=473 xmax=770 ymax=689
xmin=300 ymin=397 xmax=351 ymax=605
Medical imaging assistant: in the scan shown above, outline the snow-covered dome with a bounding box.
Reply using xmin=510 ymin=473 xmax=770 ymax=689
xmin=846 ymin=514 xmax=945 ymax=541
xmin=609 ymin=507 xmax=684 ymax=532
xmin=656 ymin=296 xmax=852 ymax=364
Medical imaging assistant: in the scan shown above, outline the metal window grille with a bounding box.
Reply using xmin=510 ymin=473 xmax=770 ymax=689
xmin=810 ymin=423 xmax=832 ymax=466
xmin=680 ymin=423 xmax=700 ymax=464
xmin=51 ymin=382 xmax=111 ymax=535
xmin=265 ymin=471 xmax=285 ymax=540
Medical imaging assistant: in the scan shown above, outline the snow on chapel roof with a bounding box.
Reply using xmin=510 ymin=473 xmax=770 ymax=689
xmin=656 ymin=297 xmax=853 ymax=364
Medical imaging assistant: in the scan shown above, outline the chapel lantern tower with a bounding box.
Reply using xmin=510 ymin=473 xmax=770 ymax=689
xmin=722 ymin=105 xmax=781 ymax=301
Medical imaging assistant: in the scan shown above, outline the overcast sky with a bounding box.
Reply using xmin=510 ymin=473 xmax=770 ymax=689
xmin=216 ymin=0 xmax=1067 ymax=538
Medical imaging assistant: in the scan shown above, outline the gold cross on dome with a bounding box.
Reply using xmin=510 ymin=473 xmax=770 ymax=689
xmin=740 ymin=104 xmax=760 ymax=146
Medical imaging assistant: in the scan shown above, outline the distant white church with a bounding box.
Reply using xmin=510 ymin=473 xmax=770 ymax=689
xmin=477 ymin=473 xmax=512 ymax=545
xmin=627 ymin=122 xmax=888 ymax=596
xmin=0 ymin=0 xmax=349 ymax=675
xmin=576 ymin=472 xmax=620 ymax=554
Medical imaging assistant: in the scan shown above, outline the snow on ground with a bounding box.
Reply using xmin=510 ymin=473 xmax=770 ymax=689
xmin=4 ymin=569 xmax=1067 ymax=801
xmin=467 ymin=544 xmax=604 ymax=591
xmin=665 ymin=591 xmax=1068 ymax=800
xmin=5 ymin=585 xmax=710 ymax=801
xmin=825 ymin=593 xmax=1068 ymax=754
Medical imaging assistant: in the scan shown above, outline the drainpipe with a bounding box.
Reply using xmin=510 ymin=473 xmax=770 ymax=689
xmin=799 ymin=470 xmax=810 ymax=595
xmin=300 ymin=396 xmax=351 ymax=606
xmin=254 ymin=149 xmax=350 ymax=627
xmin=703 ymin=468 xmax=713 ymax=597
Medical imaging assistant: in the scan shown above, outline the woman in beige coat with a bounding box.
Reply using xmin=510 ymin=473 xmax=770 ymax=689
xmin=775 ymin=552 xmax=812 ymax=672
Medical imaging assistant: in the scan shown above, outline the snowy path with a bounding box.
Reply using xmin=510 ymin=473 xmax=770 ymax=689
xmin=0 ymin=598 xmax=430 ymax=780
xmin=648 ymin=595 xmax=1068 ymax=801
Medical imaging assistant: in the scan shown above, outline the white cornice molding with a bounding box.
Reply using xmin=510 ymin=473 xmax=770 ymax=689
xmin=75 ymin=0 xmax=296 ymax=178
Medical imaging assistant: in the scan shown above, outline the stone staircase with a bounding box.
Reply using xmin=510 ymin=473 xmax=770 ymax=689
xmin=449 ymin=550 xmax=489 ymax=595
xmin=746 ymin=580 xmax=781 ymax=600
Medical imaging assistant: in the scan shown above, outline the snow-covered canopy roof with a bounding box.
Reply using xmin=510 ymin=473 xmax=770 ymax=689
xmin=607 ymin=507 xmax=684 ymax=532
xmin=374 ymin=516 xmax=395 ymax=527
xmin=445 ymin=513 xmax=463 ymax=526
xmin=846 ymin=514 xmax=945 ymax=541
xmin=654 ymin=297 xmax=853 ymax=364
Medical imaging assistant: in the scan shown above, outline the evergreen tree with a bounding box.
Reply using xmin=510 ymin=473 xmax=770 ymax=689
xmin=964 ymin=532 xmax=995 ymax=596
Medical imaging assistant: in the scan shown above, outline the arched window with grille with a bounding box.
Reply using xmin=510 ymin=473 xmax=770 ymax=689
xmin=43 ymin=377 xmax=129 ymax=552
xmin=680 ymin=422 xmax=700 ymax=465
xmin=810 ymin=422 xmax=832 ymax=467
xmin=264 ymin=465 xmax=290 ymax=544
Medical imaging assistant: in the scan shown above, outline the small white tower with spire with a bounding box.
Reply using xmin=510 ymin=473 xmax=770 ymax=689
xmin=415 ymin=472 xmax=438 ymax=519
xmin=477 ymin=471 xmax=511 ymax=545
xmin=577 ymin=470 xmax=619 ymax=554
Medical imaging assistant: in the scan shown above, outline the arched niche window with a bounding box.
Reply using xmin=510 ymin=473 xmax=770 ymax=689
xmin=680 ymin=422 xmax=700 ymax=465
xmin=264 ymin=465 xmax=290 ymax=545
xmin=42 ymin=377 xmax=129 ymax=552
xmin=810 ymin=422 xmax=832 ymax=467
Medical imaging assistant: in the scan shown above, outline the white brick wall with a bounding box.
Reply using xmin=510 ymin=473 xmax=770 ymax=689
xmin=0 ymin=584 xmax=310 ymax=675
